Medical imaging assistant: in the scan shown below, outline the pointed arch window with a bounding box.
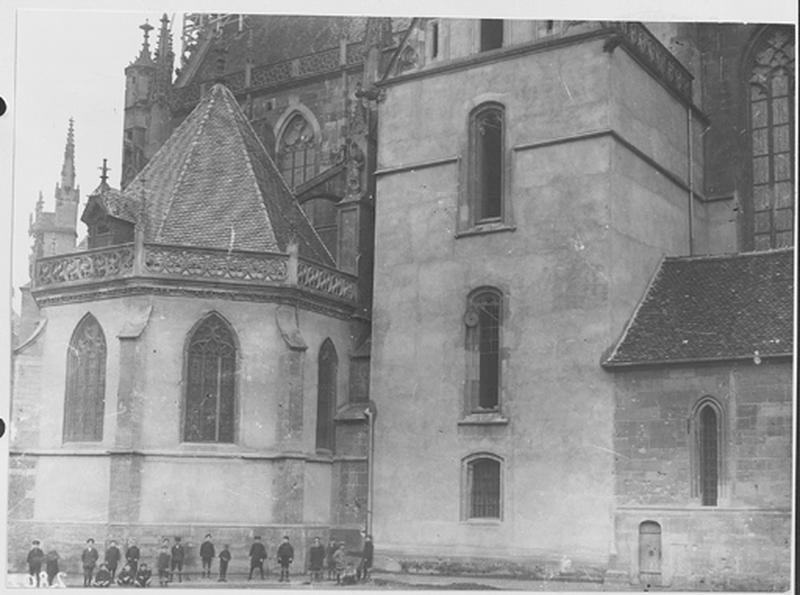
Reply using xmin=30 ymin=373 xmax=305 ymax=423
xmin=64 ymin=314 xmax=106 ymax=442
xmin=316 ymin=339 xmax=338 ymax=452
xmin=691 ymin=398 xmax=724 ymax=506
xmin=465 ymin=288 xmax=502 ymax=412
xmin=278 ymin=113 xmax=317 ymax=189
xmin=184 ymin=314 xmax=237 ymax=443
xmin=748 ymin=28 xmax=794 ymax=250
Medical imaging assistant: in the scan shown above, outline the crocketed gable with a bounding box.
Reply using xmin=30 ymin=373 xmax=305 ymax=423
xmin=604 ymin=249 xmax=794 ymax=366
xmin=121 ymin=83 xmax=333 ymax=265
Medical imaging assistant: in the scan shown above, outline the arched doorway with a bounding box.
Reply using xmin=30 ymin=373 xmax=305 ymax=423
xmin=638 ymin=520 xmax=662 ymax=587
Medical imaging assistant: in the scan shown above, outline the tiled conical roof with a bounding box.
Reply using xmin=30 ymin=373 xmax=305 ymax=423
xmin=121 ymin=83 xmax=333 ymax=265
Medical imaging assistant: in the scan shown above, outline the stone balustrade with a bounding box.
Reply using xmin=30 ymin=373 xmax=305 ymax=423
xmin=33 ymin=242 xmax=357 ymax=305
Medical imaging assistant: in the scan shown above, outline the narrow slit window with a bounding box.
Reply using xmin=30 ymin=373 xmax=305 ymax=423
xmin=470 ymin=105 xmax=504 ymax=223
xmin=698 ymin=405 xmax=719 ymax=506
xmin=431 ymin=21 xmax=439 ymax=59
xmin=465 ymin=288 xmax=502 ymax=411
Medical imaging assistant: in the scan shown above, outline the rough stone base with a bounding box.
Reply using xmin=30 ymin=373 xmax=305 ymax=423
xmin=373 ymin=553 xmax=605 ymax=583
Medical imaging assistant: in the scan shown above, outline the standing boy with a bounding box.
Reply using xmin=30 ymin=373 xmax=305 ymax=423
xmin=308 ymin=537 xmax=325 ymax=583
xmin=81 ymin=538 xmax=99 ymax=587
xmin=218 ymin=545 xmax=231 ymax=582
xmin=45 ymin=548 xmax=60 ymax=586
xmin=248 ymin=536 xmax=267 ymax=580
xmin=357 ymin=534 xmax=374 ymax=582
xmin=156 ymin=544 xmax=171 ymax=587
xmin=276 ymin=535 xmax=294 ymax=583
xmin=199 ymin=534 xmax=215 ymax=579
xmin=105 ymin=540 xmax=121 ymax=581
xmin=170 ymin=537 xmax=185 ymax=583
xmin=325 ymin=537 xmax=337 ymax=580
xmin=27 ymin=539 xmax=44 ymax=587
xmin=125 ymin=538 xmax=141 ymax=575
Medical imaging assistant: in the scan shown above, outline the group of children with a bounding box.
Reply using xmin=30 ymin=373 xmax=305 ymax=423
xmin=26 ymin=533 xmax=373 ymax=587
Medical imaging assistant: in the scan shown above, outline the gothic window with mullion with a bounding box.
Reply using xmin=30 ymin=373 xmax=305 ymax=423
xmin=278 ymin=113 xmax=317 ymax=189
xmin=748 ymin=28 xmax=794 ymax=250
xmin=465 ymin=288 xmax=502 ymax=413
xmin=63 ymin=314 xmax=107 ymax=442
xmin=184 ymin=313 xmax=237 ymax=443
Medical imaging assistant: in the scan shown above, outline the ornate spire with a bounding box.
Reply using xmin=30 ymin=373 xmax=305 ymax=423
xmin=99 ymin=158 xmax=110 ymax=184
xmin=154 ymin=13 xmax=174 ymax=95
xmin=135 ymin=19 xmax=155 ymax=65
xmin=60 ymin=118 xmax=75 ymax=190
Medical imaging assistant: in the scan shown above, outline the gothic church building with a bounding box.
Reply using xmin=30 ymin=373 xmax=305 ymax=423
xmin=10 ymin=15 xmax=795 ymax=590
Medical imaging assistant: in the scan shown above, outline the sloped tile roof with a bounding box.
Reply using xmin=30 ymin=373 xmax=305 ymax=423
xmin=121 ymin=83 xmax=333 ymax=264
xmin=604 ymin=249 xmax=794 ymax=366
xmin=83 ymin=182 xmax=138 ymax=224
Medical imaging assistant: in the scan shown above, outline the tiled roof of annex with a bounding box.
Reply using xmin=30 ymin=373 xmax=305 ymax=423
xmin=604 ymin=248 xmax=794 ymax=366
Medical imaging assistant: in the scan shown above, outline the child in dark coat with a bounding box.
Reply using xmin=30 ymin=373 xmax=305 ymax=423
xmin=170 ymin=537 xmax=185 ymax=583
xmin=116 ymin=563 xmax=135 ymax=586
xmin=45 ymin=549 xmax=60 ymax=586
xmin=82 ymin=538 xmax=100 ymax=587
xmin=200 ymin=534 xmax=215 ymax=579
xmin=308 ymin=537 xmax=325 ymax=582
xmin=27 ymin=540 xmax=44 ymax=587
xmin=248 ymin=536 xmax=267 ymax=580
xmin=105 ymin=540 xmax=121 ymax=580
xmin=93 ymin=563 xmax=112 ymax=587
xmin=218 ymin=545 xmax=232 ymax=582
xmin=135 ymin=563 xmax=152 ymax=588
xmin=276 ymin=536 xmax=294 ymax=583
xmin=156 ymin=545 xmax=171 ymax=586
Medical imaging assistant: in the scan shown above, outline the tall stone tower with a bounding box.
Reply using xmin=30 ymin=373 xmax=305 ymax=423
xmin=121 ymin=14 xmax=174 ymax=188
xmin=28 ymin=118 xmax=79 ymax=264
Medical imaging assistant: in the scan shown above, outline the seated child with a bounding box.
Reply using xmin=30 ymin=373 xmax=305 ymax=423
xmin=135 ymin=563 xmax=152 ymax=588
xmin=93 ymin=563 xmax=112 ymax=587
xmin=116 ymin=563 xmax=135 ymax=586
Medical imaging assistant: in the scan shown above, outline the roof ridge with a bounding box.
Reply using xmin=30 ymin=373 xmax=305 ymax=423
xmin=218 ymin=87 xmax=276 ymax=250
xmin=155 ymin=89 xmax=217 ymax=241
xmin=664 ymin=247 xmax=794 ymax=263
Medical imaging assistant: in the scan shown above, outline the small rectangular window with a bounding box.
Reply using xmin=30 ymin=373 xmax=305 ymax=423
xmin=480 ymin=20 xmax=503 ymax=52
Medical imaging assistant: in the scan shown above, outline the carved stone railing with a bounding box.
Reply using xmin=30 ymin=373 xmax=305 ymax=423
xmin=605 ymin=21 xmax=693 ymax=102
xmin=143 ymin=244 xmax=289 ymax=283
xmin=33 ymin=242 xmax=357 ymax=305
xmin=297 ymin=258 xmax=358 ymax=302
xmin=35 ymin=243 xmax=135 ymax=287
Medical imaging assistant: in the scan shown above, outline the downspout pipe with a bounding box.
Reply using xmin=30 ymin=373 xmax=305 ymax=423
xmin=687 ymin=105 xmax=694 ymax=256
xmin=363 ymin=407 xmax=375 ymax=536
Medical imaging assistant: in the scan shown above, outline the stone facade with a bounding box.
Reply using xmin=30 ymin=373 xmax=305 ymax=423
xmin=610 ymin=361 xmax=792 ymax=590
xmin=9 ymin=14 xmax=795 ymax=590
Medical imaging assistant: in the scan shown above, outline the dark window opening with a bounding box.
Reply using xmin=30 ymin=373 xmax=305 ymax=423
xmin=469 ymin=458 xmax=501 ymax=518
xmin=466 ymin=289 xmax=501 ymax=411
xmin=184 ymin=314 xmax=236 ymax=443
xmin=698 ymin=405 xmax=718 ymax=506
xmin=64 ymin=314 xmax=106 ymax=442
xmin=431 ymin=22 xmax=439 ymax=58
xmin=315 ymin=339 xmax=338 ymax=451
xmin=470 ymin=105 xmax=504 ymax=223
xmin=279 ymin=113 xmax=316 ymax=189
xmin=480 ymin=20 xmax=503 ymax=52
